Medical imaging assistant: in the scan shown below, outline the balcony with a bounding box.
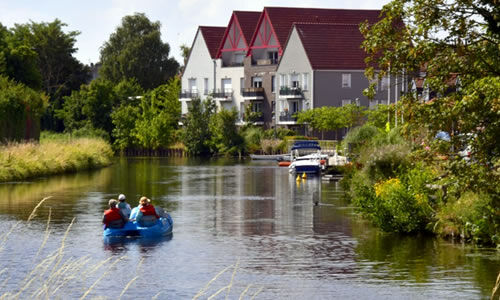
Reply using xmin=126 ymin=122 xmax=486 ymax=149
xmin=279 ymin=87 xmax=303 ymax=99
xmin=179 ymin=90 xmax=199 ymax=100
xmin=251 ymin=58 xmax=278 ymax=66
xmin=211 ymin=89 xmax=233 ymax=101
xmin=221 ymin=61 xmax=244 ymax=67
xmin=279 ymin=111 xmax=299 ymax=123
xmin=241 ymin=87 xmax=265 ymax=100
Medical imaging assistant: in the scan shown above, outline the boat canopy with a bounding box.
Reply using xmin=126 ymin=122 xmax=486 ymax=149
xmin=291 ymin=141 xmax=321 ymax=151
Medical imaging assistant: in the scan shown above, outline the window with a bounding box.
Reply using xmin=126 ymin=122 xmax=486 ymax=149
xmin=204 ymin=78 xmax=209 ymax=95
xmin=271 ymin=75 xmax=275 ymax=92
xmin=302 ymin=73 xmax=309 ymax=90
xmin=342 ymin=99 xmax=352 ymax=106
xmin=240 ymin=77 xmax=244 ymax=94
xmin=188 ymin=78 xmax=197 ymax=94
xmin=342 ymin=74 xmax=351 ymax=88
xmin=252 ymin=76 xmax=262 ymax=88
xmin=291 ymin=101 xmax=300 ymax=113
xmin=268 ymin=51 xmax=278 ymax=64
xmin=252 ymin=102 xmax=262 ymax=113
xmin=381 ymin=76 xmax=390 ymax=90
xmin=221 ymin=78 xmax=232 ymax=93
xmin=291 ymin=74 xmax=299 ymax=88
xmin=271 ymin=100 xmax=275 ymax=113
xmin=280 ymin=74 xmax=286 ymax=88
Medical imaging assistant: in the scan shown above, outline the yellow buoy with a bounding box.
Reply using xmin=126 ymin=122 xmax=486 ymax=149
xmin=302 ymin=172 xmax=307 ymax=179
xmin=296 ymin=175 xmax=301 ymax=181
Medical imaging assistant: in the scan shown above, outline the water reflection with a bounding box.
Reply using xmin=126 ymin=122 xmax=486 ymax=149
xmin=0 ymin=157 xmax=496 ymax=299
xmin=103 ymin=234 xmax=173 ymax=254
xmin=0 ymin=167 xmax=112 ymax=223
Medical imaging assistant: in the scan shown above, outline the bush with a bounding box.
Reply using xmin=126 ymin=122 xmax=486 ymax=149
xmin=0 ymin=75 xmax=47 ymax=142
xmin=436 ymin=191 xmax=499 ymax=245
xmin=260 ymin=139 xmax=282 ymax=154
xmin=242 ymin=127 xmax=263 ymax=153
xmin=359 ymin=143 xmax=411 ymax=181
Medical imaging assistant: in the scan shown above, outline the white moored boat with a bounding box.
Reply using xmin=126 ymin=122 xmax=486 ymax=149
xmin=288 ymin=141 xmax=326 ymax=175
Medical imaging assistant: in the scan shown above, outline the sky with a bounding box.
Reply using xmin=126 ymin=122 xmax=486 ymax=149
xmin=0 ymin=0 xmax=391 ymax=65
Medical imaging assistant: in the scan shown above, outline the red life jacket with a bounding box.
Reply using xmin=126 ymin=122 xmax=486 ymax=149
xmin=140 ymin=204 xmax=159 ymax=218
xmin=104 ymin=207 xmax=122 ymax=225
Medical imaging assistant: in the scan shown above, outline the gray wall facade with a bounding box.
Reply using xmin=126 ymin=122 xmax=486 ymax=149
xmin=313 ymin=70 xmax=405 ymax=108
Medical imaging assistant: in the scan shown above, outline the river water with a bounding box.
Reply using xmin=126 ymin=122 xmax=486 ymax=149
xmin=0 ymin=157 xmax=498 ymax=299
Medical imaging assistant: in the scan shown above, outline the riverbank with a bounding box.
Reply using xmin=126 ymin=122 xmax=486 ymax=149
xmin=0 ymin=134 xmax=113 ymax=182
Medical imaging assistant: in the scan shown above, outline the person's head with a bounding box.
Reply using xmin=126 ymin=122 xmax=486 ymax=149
xmin=108 ymin=199 xmax=118 ymax=208
xmin=118 ymin=194 xmax=126 ymax=202
xmin=139 ymin=196 xmax=150 ymax=206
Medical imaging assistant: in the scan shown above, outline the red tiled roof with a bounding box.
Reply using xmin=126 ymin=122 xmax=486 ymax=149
xmin=233 ymin=11 xmax=261 ymax=45
xmin=293 ymin=23 xmax=369 ymax=70
xmin=199 ymin=26 xmax=226 ymax=58
xmin=263 ymin=7 xmax=382 ymax=49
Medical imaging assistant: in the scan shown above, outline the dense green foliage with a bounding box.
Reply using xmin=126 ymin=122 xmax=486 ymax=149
xmin=132 ymin=80 xmax=181 ymax=149
xmin=0 ymin=76 xmax=47 ymax=142
xmin=99 ymin=13 xmax=179 ymax=90
xmin=210 ymin=108 xmax=245 ymax=156
xmin=182 ymin=97 xmax=216 ymax=156
xmin=348 ymin=0 xmax=500 ymax=245
xmin=10 ymin=20 xmax=90 ymax=131
xmin=296 ymin=104 xmax=368 ymax=139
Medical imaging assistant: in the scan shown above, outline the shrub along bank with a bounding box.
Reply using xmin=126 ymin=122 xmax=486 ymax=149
xmin=0 ymin=132 xmax=113 ymax=182
xmin=341 ymin=124 xmax=499 ymax=247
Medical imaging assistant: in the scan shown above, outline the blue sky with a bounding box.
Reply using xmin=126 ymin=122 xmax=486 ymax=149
xmin=0 ymin=0 xmax=390 ymax=65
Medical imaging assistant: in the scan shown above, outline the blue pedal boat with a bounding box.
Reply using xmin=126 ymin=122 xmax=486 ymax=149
xmin=103 ymin=214 xmax=173 ymax=237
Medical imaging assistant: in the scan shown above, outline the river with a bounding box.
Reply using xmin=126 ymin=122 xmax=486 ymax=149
xmin=0 ymin=157 xmax=498 ymax=299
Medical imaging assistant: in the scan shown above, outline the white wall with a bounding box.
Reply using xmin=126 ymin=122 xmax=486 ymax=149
xmin=276 ymin=28 xmax=313 ymax=123
xmin=218 ymin=66 xmax=244 ymax=115
xmin=181 ymin=28 xmax=215 ymax=115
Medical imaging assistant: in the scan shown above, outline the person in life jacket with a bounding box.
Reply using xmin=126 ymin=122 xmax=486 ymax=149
xmin=134 ymin=196 xmax=160 ymax=227
xmin=102 ymin=199 xmax=129 ymax=229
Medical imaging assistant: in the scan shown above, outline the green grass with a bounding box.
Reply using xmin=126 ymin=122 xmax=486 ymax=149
xmin=0 ymin=134 xmax=113 ymax=182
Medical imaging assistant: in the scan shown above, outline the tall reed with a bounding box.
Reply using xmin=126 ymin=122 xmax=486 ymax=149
xmin=0 ymin=136 xmax=113 ymax=182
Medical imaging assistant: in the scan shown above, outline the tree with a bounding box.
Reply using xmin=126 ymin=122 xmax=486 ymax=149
xmin=0 ymin=75 xmax=48 ymax=142
xmin=132 ymin=77 xmax=181 ymax=149
xmin=179 ymin=44 xmax=190 ymax=73
xmin=360 ymin=0 xmax=499 ymax=243
xmin=360 ymin=0 xmax=499 ymax=163
xmin=57 ymin=79 xmax=116 ymax=135
xmin=182 ymin=97 xmax=216 ymax=156
xmin=210 ymin=108 xmax=245 ymax=155
xmin=0 ymin=22 xmax=41 ymax=89
xmin=9 ymin=19 xmax=90 ymax=131
xmin=100 ymin=13 xmax=179 ymax=90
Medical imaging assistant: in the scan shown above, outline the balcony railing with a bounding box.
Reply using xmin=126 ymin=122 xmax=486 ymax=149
xmin=241 ymin=87 xmax=265 ymax=98
xmin=179 ymin=91 xmax=199 ymax=99
xmin=211 ymin=89 xmax=233 ymax=100
xmin=251 ymin=58 xmax=278 ymax=66
xmin=279 ymin=87 xmax=302 ymax=96
xmin=222 ymin=61 xmax=244 ymax=67
xmin=279 ymin=111 xmax=299 ymax=122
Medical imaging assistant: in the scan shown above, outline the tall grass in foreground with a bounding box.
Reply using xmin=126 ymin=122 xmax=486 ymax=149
xmin=0 ymin=198 xmax=265 ymax=299
xmin=0 ymin=198 xmax=127 ymax=299
xmin=0 ymin=134 xmax=113 ymax=182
